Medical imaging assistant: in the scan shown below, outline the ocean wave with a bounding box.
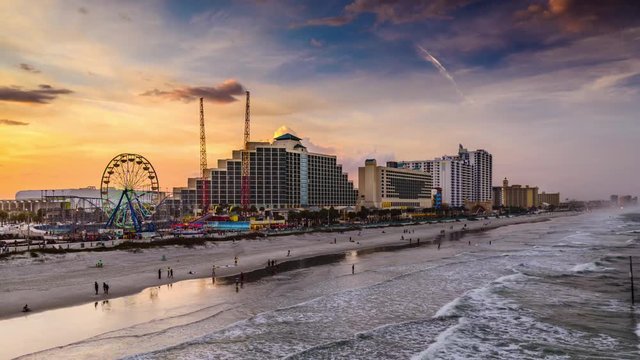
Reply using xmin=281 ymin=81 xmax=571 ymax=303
xmin=433 ymin=296 xmax=462 ymax=319
xmin=410 ymin=318 xmax=465 ymax=360
xmin=411 ymin=264 xmax=635 ymax=360
xmin=571 ymin=260 xmax=613 ymax=273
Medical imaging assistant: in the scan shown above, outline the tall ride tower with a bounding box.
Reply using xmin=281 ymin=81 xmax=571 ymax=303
xmin=241 ymin=91 xmax=250 ymax=211
xmin=199 ymin=97 xmax=209 ymax=213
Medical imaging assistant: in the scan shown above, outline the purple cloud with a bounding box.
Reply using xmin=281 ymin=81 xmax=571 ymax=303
xmin=140 ymin=79 xmax=246 ymax=103
xmin=0 ymin=84 xmax=73 ymax=104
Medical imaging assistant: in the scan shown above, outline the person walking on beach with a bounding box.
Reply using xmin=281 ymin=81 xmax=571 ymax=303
xmin=212 ymin=265 xmax=216 ymax=277
xmin=170 ymin=268 xmax=174 ymax=278
xmin=351 ymin=264 xmax=355 ymax=275
xmin=103 ymin=282 xmax=109 ymax=295
xmin=287 ymin=250 xmax=290 ymax=257
xmin=234 ymin=256 xmax=238 ymax=266
xmin=158 ymin=268 xmax=162 ymax=279
xmin=94 ymin=281 xmax=99 ymax=295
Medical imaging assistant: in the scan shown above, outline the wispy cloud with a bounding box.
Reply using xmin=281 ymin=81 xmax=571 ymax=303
xmin=303 ymin=0 xmax=474 ymax=26
xmin=0 ymin=84 xmax=73 ymax=104
xmin=416 ymin=45 xmax=465 ymax=99
xmin=19 ymin=63 xmax=41 ymax=73
xmin=140 ymin=79 xmax=246 ymax=103
xmin=0 ymin=119 xmax=29 ymax=126
xmin=309 ymin=38 xmax=324 ymax=48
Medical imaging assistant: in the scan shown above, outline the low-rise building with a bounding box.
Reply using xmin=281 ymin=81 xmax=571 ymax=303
xmin=0 ymin=187 xmax=109 ymax=214
xmin=618 ymin=195 xmax=639 ymax=207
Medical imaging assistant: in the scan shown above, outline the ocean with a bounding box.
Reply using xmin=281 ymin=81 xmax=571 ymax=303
xmin=15 ymin=211 xmax=640 ymax=359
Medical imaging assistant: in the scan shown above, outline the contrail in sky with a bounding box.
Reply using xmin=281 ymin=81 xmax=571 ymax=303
xmin=417 ymin=45 xmax=466 ymax=100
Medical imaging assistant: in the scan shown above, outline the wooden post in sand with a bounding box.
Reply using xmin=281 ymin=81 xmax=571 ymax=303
xmin=630 ymin=256 xmax=635 ymax=305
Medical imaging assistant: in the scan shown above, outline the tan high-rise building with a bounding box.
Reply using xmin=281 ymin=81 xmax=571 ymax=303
xmin=492 ymin=178 xmax=539 ymax=209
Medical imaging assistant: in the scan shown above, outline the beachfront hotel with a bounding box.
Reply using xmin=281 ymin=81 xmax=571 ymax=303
xmin=492 ymin=177 xmax=539 ymax=208
xmin=173 ymin=133 xmax=358 ymax=213
xmin=538 ymin=192 xmax=561 ymax=207
xmin=358 ymin=160 xmax=434 ymax=209
xmin=458 ymin=145 xmax=493 ymax=204
xmin=397 ymin=145 xmax=492 ymax=209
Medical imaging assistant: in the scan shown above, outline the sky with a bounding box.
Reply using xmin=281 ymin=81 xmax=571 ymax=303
xmin=0 ymin=0 xmax=639 ymax=201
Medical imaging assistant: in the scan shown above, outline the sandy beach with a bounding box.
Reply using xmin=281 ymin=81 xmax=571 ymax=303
xmin=0 ymin=213 xmax=573 ymax=320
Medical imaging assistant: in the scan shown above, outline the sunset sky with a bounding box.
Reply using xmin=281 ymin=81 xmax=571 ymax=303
xmin=1 ymin=0 xmax=639 ymax=200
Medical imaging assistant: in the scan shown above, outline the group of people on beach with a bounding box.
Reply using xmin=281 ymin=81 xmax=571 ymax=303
xmin=158 ymin=267 xmax=174 ymax=279
xmin=94 ymin=281 xmax=109 ymax=295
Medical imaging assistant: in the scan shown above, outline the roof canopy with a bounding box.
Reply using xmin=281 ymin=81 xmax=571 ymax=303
xmin=274 ymin=133 xmax=301 ymax=141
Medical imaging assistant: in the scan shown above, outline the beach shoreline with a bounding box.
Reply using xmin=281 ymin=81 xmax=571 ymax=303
xmin=0 ymin=212 xmax=577 ymax=320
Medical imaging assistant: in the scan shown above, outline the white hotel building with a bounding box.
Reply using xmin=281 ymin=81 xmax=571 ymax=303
xmin=397 ymin=145 xmax=492 ymax=209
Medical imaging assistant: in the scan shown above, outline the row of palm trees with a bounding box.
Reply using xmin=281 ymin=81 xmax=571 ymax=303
xmin=0 ymin=210 xmax=44 ymax=225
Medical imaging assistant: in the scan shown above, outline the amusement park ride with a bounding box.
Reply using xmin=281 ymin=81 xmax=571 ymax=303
xmin=99 ymin=91 xmax=252 ymax=233
xmin=100 ymin=153 xmax=161 ymax=233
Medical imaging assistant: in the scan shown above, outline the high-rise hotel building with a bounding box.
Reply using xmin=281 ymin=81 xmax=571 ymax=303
xmin=173 ymin=133 xmax=358 ymax=213
xmin=358 ymin=160 xmax=433 ymax=209
xmin=397 ymin=145 xmax=492 ymax=208
xmin=458 ymin=145 xmax=493 ymax=203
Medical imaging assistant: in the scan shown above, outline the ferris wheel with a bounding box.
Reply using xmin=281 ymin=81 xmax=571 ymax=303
xmin=100 ymin=153 xmax=160 ymax=232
